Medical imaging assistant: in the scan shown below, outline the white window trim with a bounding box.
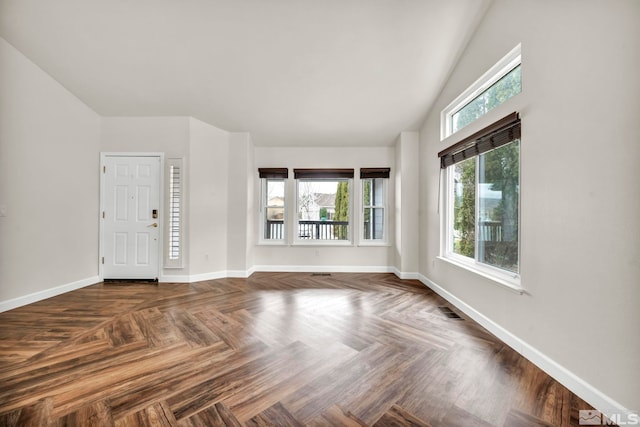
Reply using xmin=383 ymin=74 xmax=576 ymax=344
xmin=441 ymin=43 xmax=521 ymax=140
xmin=293 ymin=178 xmax=353 ymax=246
xmin=259 ymin=178 xmax=287 ymax=245
xmin=360 ymin=178 xmax=388 ymax=245
xmin=441 ymin=163 xmax=521 ymax=290
xmin=439 ymin=43 xmax=523 ymax=291
xmin=437 ymin=256 xmax=523 ymax=294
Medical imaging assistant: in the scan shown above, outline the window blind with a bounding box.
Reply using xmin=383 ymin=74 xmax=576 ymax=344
xmin=293 ymin=168 xmax=354 ymax=179
xmin=438 ymin=112 xmax=521 ymax=168
xmin=258 ymin=168 xmax=288 ymax=179
xmin=166 ymin=158 xmax=183 ymax=268
xmin=360 ymin=168 xmax=390 ymax=179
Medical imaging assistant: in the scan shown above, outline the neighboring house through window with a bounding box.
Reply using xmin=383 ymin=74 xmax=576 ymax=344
xmin=294 ymin=169 xmax=353 ymax=243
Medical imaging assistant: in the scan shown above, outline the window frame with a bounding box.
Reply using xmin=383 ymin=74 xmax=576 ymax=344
xmin=441 ymin=44 xmax=521 ymax=140
xmin=259 ymin=177 xmax=287 ymax=244
xmin=360 ymin=176 xmax=388 ymax=245
xmin=439 ymin=44 xmax=523 ymax=291
xmin=165 ymin=157 xmax=184 ymax=268
xmin=294 ymin=177 xmax=354 ymax=246
xmin=442 ymin=143 xmax=521 ymax=288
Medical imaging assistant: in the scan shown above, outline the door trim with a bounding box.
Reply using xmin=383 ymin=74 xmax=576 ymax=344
xmin=99 ymin=152 xmax=165 ymax=281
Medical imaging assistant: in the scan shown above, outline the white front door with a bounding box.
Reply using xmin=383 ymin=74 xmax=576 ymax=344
xmin=102 ymin=155 xmax=161 ymax=279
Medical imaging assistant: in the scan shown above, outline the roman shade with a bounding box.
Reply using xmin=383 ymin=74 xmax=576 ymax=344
xmin=360 ymin=168 xmax=390 ymax=179
xmin=258 ymin=168 xmax=288 ymax=179
xmin=293 ymin=169 xmax=354 ymax=179
xmin=438 ymin=112 xmax=521 ymax=168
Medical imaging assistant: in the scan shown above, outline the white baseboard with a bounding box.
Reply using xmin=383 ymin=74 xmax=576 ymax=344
xmin=391 ymin=268 xmax=420 ymax=280
xmin=226 ymin=269 xmax=253 ymax=278
xmin=417 ymin=273 xmax=634 ymax=421
xmin=0 ymin=276 xmax=99 ymax=313
xmin=159 ymin=274 xmax=191 ymax=283
xmin=162 ymin=265 xmax=406 ymax=281
xmin=161 ymin=265 xmax=399 ymax=283
xmin=160 ymin=270 xmax=253 ymax=283
xmin=252 ymin=265 xmax=395 ymax=274
xmin=184 ymin=271 xmax=228 ymax=282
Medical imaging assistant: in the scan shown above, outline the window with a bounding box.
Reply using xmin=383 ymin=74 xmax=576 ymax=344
xmin=439 ymin=45 xmax=522 ymax=287
xmin=165 ymin=158 xmax=183 ymax=268
xmin=440 ymin=113 xmax=521 ymax=283
xmin=294 ymin=169 xmax=354 ymax=242
xmin=442 ymin=44 xmax=521 ymax=138
xmin=361 ymin=168 xmax=390 ymax=242
xmin=259 ymin=168 xmax=288 ymax=242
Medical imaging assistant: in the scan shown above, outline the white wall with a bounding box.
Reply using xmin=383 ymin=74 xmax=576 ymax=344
xmin=419 ymin=0 xmax=640 ymax=412
xmin=395 ymin=132 xmax=419 ymax=276
xmin=101 ymin=116 xmax=234 ymax=279
xmin=100 ymin=117 xmax=191 ymax=156
xmin=101 ymin=117 xmax=192 ymax=278
xmin=226 ymin=133 xmax=255 ymax=274
xmin=253 ymin=146 xmax=396 ymax=271
xmin=188 ymin=118 xmax=230 ymax=276
xmin=0 ymin=38 xmax=101 ymax=306
xmin=245 ymin=136 xmax=256 ymax=273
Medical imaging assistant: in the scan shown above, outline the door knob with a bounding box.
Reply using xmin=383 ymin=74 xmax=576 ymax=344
xmin=148 ymin=223 xmax=158 ymax=228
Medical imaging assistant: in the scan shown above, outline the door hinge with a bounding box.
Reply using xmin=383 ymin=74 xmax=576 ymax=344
xmin=103 ymin=166 xmax=106 ymax=173
xmin=102 ymin=211 xmax=105 ymax=219
xmin=101 ymin=257 xmax=105 ymax=264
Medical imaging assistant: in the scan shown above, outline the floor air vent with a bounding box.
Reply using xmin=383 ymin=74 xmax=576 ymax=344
xmin=311 ymin=273 xmax=332 ymax=276
xmin=437 ymin=306 xmax=463 ymax=320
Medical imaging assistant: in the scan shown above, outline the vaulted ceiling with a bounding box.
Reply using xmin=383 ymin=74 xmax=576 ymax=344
xmin=0 ymin=0 xmax=491 ymax=146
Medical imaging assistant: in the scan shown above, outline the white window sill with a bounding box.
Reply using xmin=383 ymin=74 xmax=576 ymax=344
xmin=436 ymin=256 xmax=523 ymax=294
xmin=257 ymin=240 xmax=288 ymax=246
xmin=358 ymin=242 xmax=391 ymax=247
xmin=292 ymin=240 xmax=353 ymax=247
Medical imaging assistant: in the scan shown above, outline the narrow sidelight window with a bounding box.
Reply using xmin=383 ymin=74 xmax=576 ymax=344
xmin=361 ymin=168 xmax=389 ymax=242
xmin=259 ymin=168 xmax=288 ymax=242
xmin=165 ymin=158 xmax=183 ymax=268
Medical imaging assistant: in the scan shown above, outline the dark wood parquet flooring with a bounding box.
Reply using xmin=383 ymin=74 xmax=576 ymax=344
xmin=0 ymin=272 xmax=594 ymax=426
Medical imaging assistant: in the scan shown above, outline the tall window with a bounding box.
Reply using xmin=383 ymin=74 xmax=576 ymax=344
xmin=440 ymin=45 xmax=522 ymax=285
xmin=165 ymin=158 xmax=183 ymax=268
xmin=361 ymin=168 xmax=389 ymax=242
xmin=259 ymin=168 xmax=288 ymax=242
xmin=294 ymin=169 xmax=354 ymax=242
xmin=441 ymin=113 xmax=521 ymax=279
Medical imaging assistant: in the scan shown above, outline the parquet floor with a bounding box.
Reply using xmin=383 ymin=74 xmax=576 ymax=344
xmin=0 ymin=272 xmax=594 ymax=426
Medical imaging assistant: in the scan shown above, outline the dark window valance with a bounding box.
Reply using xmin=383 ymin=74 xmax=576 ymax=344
xmin=258 ymin=168 xmax=288 ymax=179
xmin=438 ymin=112 xmax=521 ymax=169
xmin=293 ymin=168 xmax=354 ymax=179
xmin=360 ymin=168 xmax=390 ymax=179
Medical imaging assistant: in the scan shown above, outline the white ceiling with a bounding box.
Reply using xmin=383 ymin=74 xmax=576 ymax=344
xmin=0 ymin=0 xmax=491 ymax=146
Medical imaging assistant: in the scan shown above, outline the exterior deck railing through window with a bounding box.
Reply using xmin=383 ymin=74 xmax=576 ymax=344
xmin=478 ymin=220 xmax=503 ymax=242
xmin=265 ymin=220 xmax=349 ymax=240
xmin=265 ymin=220 xmax=285 ymax=240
